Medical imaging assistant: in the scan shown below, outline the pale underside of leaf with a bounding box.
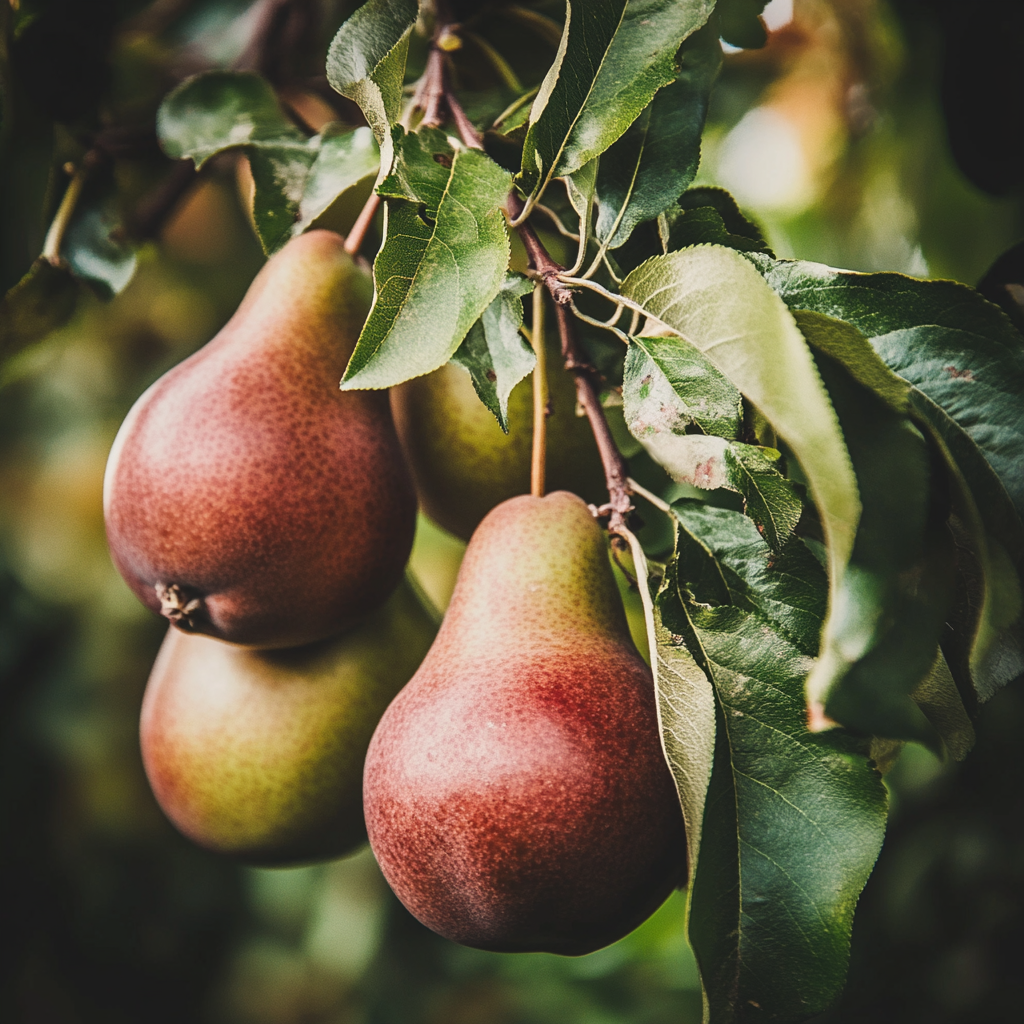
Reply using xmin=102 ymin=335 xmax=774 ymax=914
xmin=619 ymin=528 xmax=715 ymax=885
xmin=621 ymin=245 xmax=860 ymax=599
xmin=326 ymin=0 xmax=417 ymax=184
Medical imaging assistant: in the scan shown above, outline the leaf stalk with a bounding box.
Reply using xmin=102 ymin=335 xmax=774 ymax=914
xmin=42 ymin=152 xmax=100 ymax=265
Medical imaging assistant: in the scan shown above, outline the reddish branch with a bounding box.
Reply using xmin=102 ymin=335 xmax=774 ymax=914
xmin=552 ymin=303 xmax=632 ymax=534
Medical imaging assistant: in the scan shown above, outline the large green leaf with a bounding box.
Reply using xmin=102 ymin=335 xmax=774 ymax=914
xmin=518 ymin=0 xmax=714 ymax=202
xmin=451 ymin=273 xmax=536 ymax=431
xmin=158 ymin=70 xmax=306 ymax=166
xmin=340 ymin=128 xmax=512 ymax=390
xmin=158 ymin=71 xmax=317 ymax=254
xmin=624 ymin=342 xmax=801 ymax=552
xmin=617 ymin=529 xmax=715 ymax=891
xmin=327 ymin=0 xmax=416 ymax=182
xmin=595 ymin=19 xmax=721 ymax=250
xmin=807 ymin=348 xmax=953 ymax=741
xmin=754 ymin=258 xmax=1024 ymax=702
xmin=662 ymin=504 xmax=888 ymax=1023
xmin=751 ymin=258 xmax=1024 ymax=517
xmin=621 ymin=246 xmax=861 ymax=589
xmin=671 ymin=501 xmax=974 ymax=756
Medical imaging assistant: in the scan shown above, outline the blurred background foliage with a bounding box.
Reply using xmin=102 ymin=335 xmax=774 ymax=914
xmin=1 ymin=0 xmax=1022 ymax=1021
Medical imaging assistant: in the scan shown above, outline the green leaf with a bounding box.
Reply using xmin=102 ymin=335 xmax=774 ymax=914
xmin=661 ymin=203 xmax=774 ymax=257
xmin=157 ymin=71 xmax=317 ymax=254
xmin=807 ymin=350 xmax=953 ymax=742
xmin=518 ymin=0 xmax=715 ymax=201
xmin=627 ymin=334 xmax=743 ymax=440
xmin=617 ymin=528 xmax=715 ymax=891
xmin=717 ymin=0 xmax=771 ymax=49
xmin=451 ymin=273 xmax=536 ymax=431
xmin=327 ymin=0 xmax=417 ymax=181
xmin=751 ymin=258 xmax=1024 ymax=517
xmin=0 ymin=258 xmax=79 ymax=365
xmin=62 ymin=187 xmax=137 ymax=300
xmin=340 ymin=128 xmax=512 ymax=390
xmin=293 ymin=125 xmax=379 ymax=237
xmin=623 ymin=343 xmax=801 ymax=551
xmin=724 ymin=444 xmax=804 ymax=554
xmin=670 ymin=500 xmax=827 ymax=657
xmin=158 ymin=70 xmax=306 ymax=167
xmin=663 ymin=507 xmax=888 ymax=1022
xmin=621 ymin=246 xmax=861 ymax=588
xmin=595 ymin=20 xmax=721 ymax=250
xmin=680 ymin=186 xmax=770 ymax=247
xmin=755 ymin=259 xmax=1024 ymax=703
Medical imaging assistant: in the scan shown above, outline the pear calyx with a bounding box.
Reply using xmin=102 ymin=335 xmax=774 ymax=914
xmin=155 ymin=583 xmax=203 ymax=630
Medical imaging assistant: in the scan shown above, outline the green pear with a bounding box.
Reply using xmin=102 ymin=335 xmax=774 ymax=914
xmin=390 ymin=333 xmax=606 ymax=541
xmin=363 ymin=492 xmax=686 ymax=955
xmin=141 ymin=577 xmax=436 ymax=866
xmin=104 ymin=230 xmax=416 ymax=649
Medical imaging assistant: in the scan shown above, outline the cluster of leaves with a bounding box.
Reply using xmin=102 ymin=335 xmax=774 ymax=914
xmin=3 ymin=1 xmax=1023 ymax=1022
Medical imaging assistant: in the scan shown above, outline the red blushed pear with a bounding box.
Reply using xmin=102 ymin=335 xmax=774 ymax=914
xmin=103 ymin=229 xmax=416 ymax=649
xmin=363 ymin=491 xmax=686 ymax=956
xmin=141 ymin=577 xmax=436 ymax=865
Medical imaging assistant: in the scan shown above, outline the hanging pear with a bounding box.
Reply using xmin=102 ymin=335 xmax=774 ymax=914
xmin=104 ymin=230 xmax=416 ymax=648
xmin=141 ymin=577 xmax=436 ymax=865
xmin=389 ymin=331 xmax=606 ymax=541
xmin=364 ymin=492 xmax=686 ymax=955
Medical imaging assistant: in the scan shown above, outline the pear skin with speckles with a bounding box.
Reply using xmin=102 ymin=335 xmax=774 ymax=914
xmin=390 ymin=333 xmax=606 ymax=541
xmin=363 ymin=491 xmax=687 ymax=955
xmin=104 ymin=230 xmax=416 ymax=649
xmin=141 ymin=578 xmax=436 ymax=865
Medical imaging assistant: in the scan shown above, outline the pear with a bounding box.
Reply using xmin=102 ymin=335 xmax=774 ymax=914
xmin=390 ymin=334 xmax=606 ymax=541
xmin=141 ymin=577 xmax=436 ymax=866
xmin=104 ymin=230 xmax=416 ymax=649
xmin=363 ymin=492 xmax=686 ymax=955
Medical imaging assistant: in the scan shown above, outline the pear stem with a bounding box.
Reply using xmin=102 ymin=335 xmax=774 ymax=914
xmin=530 ymin=285 xmax=548 ymax=497
xmin=343 ymin=192 xmax=381 ymax=256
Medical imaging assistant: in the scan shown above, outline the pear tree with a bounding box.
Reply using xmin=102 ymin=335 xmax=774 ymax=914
xmin=2 ymin=2 xmax=1023 ymax=1021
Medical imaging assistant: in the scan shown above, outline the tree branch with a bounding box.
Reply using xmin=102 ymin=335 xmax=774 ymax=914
xmin=554 ymin=302 xmax=632 ymax=534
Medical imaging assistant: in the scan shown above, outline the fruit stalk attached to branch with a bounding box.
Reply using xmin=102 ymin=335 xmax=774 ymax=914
xmin=530 ymin=284 xmax=547 ymax=497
